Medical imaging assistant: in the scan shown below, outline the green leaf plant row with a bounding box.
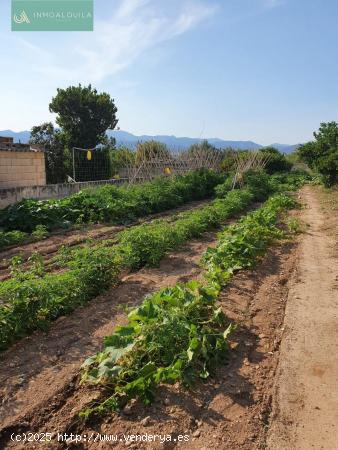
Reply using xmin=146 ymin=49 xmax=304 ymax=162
xmin=0 ymin=188 xmax=255 ymax=350
xmin=0 ymin=169 xmax=224 ymax=250
xmin=0 ymin=172 xmax=305 ymax=351
xmin=79 ymin=193 xmax=297 ymax=416
xmin=0 ymin=170 xmax=313 ymax=250
xmin=0 ymin=170 xmax=225 ymax=235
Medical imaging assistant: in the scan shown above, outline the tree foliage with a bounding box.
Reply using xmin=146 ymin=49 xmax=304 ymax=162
xmin=220 ymin=147 xmax=292 ymax=175
xmin=29 ymin=122 xmax=66 ymax=183
xmin=135 ymin=140 xmax=169 ymax=164
xmin=109 ymin=146 xmax=135 ymax=175
xmin=49 ymin=84 xmax=118 ymax=149
xmin=187 ymin=140 xmax=217 ymax=155
xmin=259 ymin=147 xmax=292 ymax=174
xmin=298 ymin=121 xmax=338 ymax=186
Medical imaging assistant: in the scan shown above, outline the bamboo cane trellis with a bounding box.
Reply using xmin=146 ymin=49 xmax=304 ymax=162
xmin=232 ymin=151 xmax=272 ymax=188
xmin=124 ymin=147 xmax=224 ymax=184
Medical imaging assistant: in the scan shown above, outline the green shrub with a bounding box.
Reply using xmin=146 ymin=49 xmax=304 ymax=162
xmin=243 ymin=170 xmax=273 ymax=201
xmin=260 ymin=147 xmax=293 ymax=174
xmin=214 ymin=176 xmax=233 ymax=198
xmin=298 ymin=122 xmax=338 ymax=187
xmin=32 ymin=225 xmax=49 ymax=240
xmin=268 ymin=171 xmax=314 ymax=192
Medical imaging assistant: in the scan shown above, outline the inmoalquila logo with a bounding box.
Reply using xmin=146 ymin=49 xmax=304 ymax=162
xmin=13 ymin=10 xmax=30 ymax=24
xmin=12 ymin=0 xmax=94 ymax=31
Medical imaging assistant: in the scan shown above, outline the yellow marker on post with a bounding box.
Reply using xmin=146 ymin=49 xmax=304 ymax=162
xmin=87 ymin=150 xmax=92 ymax=161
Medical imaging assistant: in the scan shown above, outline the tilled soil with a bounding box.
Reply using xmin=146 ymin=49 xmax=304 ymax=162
xmin=0 ymin=204 xmax=301 ymax=449
xmin=0 ymin=231 xmax=218 ymax=444
xmin=1 ymin=186 xmax=337 ymax=450
xmin=67 ymin=241 xmax=298 ymax=450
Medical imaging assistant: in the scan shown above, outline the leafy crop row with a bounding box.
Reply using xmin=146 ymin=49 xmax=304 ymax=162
xmin=215 ymin=170 xmax=314 ymax=201
xmin=80 ymin=194 xmax=297 ymax=415
xmin=0 ymin=170 xmax=225 ymax=233
xmin=203 ymin=194 xmax=296 ymax=287
xmin=0 ymin=172 xmax=308 ymax=350
xmin=0 ymin=225 xmax=50 ymax=251
xmin=0 ymin=188 xmax=254 ymax=350
xmin=0 ymin=230 xmax=28 ymax=249
xmin=268 ymin=171 xmax=315 ymax=192
xmin=0 ymin=171 xmax=311 ymax=251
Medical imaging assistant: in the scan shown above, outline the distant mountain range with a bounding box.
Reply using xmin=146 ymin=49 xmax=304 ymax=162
xmin=0 ymin=129 xmax=300 ymax=154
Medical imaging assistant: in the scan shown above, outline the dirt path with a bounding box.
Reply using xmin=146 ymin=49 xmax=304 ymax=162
xmin=268 ymin=186 xmax=338 ymax=450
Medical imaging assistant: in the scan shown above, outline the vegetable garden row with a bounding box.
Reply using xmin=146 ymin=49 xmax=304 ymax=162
xmin=0 ymin=170 xmax=310 ymax=251
xmin=0 ymin=170 xmax=310 ymax=352
xmin=80 ymin=193 xmax=296 ymax=416
xmin=0 ymin=170 xmax=225 ymax=249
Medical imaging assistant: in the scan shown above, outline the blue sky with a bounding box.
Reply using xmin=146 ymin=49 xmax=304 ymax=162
xmin=0 ymin=0 xmax=338 ymax=144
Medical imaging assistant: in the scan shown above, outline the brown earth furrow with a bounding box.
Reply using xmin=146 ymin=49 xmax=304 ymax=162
xmin=10 ymin=241 xmax=298 ymax=450
xmin=0 ymin=232 xmax=217 ymax=444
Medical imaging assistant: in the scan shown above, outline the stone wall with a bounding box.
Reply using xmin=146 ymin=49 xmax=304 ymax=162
xmin=0 ymin=150 xmax=46 ymax=189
